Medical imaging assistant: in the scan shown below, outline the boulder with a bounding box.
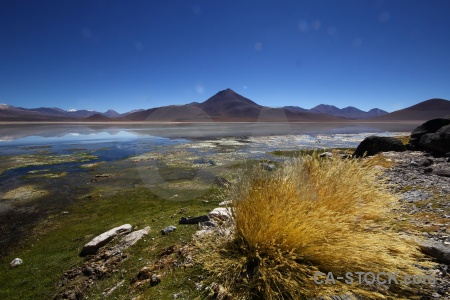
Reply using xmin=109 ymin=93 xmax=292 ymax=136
xmin=80 ymin=224 xmax=132 ymax=256
xmin=179 ymin=215 xmax=210 ymax=225
xmin=418 ymin=124 xmax=450 ymax=154
xmin=409 ymin=117 xmax=450 ymax=147
xmin=353 ymin=136 xmax=406 ymax=157
xmin=419 ymin=240 xmax=450 ymax=264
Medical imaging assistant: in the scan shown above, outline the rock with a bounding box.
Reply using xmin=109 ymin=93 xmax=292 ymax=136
xmin=219 ymin=200 xmax=232 ymax=206
xmin=319 ymin=152 xmax=333 ymax=158
xmin=410 ymin=117 xmax=450 ymax=146
xmin=401 ymin=190 xmax=431 ymax=202
xmin=214 ymin=177 xmax=231 ymax=188
xmin=353 ymin=136 xmax=406 ymax=157
xmin=419 ymin=240 xmax=450 ymax=264
xmin=261 ymin=162 xmax=276 ymax=171
xmin=135 ymin=267 xmax=153 ymax=280
xmin=208 ymin=207 xmax=232 ymax=221
xmin=410 ymin=161 xmax=419 ymax=167
xmin=161 ymin=225 xmax=177 ymax=235
xmin=91 ymin=173 xmax=114 ymax=182
xmin=435 ymin=169 xmax=450 ymax=177
xmin=424 ymin=167 xmax=433 ymax=173
xmin=80 ymin=224 xmax=132 ymax=256
xmin=419 ymin=125 xmax=450 ymax=154
xmin=116 ymin=226 xmax=150 ymax=251
xmin=102 ymin=280 xmax=125 ymax=297
xmin=10 ymin=258 xmax=23 ymax=267
xmin=409 ymin=117 xmax=450 ymax=154
xmin=199 ymin=221 xmax=216 ymax=228
xmin=150 ymin=274 xmax=162 ymax=286
xmin=82 ymin=266 xmax=94 ymax=276
xmin=417 ymin=158 xmax=434 ymax=167
xmin=179 ymin=215 xmax=210 ymax=225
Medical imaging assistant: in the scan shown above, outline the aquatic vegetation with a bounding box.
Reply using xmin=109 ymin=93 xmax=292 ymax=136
xmin=0 ymin=152 xmax=98 ymax=174
xmin=79 ymin=162 xmax=106 ymax=169
xmin=1 ymin=184 xmax=48 ymax=202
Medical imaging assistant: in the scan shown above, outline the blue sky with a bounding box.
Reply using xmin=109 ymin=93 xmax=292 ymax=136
xmin=1 ymin=0 xmax=450 ymax=113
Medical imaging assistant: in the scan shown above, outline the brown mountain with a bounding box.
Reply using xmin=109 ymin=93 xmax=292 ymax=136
xmin=0 ymin=104 xmax=74 ymax=121
xmin=83 ymin=114 xmax=112 ymax=122
xmin=372 ymin=98 xmax=450 ymax=120
xmin=123 ymin=88 xmax=344 ymax=122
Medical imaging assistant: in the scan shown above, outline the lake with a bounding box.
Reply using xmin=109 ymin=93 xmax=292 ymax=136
xmin=0 ymin=122 xmax=419 ymax=256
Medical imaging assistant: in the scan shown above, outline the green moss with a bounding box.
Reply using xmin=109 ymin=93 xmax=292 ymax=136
xmin=0 ymin=187 xmax=220 ymax=300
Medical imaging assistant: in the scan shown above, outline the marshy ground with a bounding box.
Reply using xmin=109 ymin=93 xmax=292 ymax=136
xmin=1 ymin=132 xmax=447 ymax=299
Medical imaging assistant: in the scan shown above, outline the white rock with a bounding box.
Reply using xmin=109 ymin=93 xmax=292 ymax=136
xmin=10 ymin=258 xmax=23 ymax=267
xmin=219 ymin=200 xmax=232 ymax=206
xmin=319 ymin=152 xmax=333 ymax=158
xmin=194 ymin=229 xmax=213 ymax=237
xmin=80 ymin=224 xmax=132 ymax=256
xmin=161 ymin=225 xmax=177 ymax=235
xmin=208 ymin=207 xmax=232 ymax=220
xmin=117 ymin=226 xmax=150 ymax=251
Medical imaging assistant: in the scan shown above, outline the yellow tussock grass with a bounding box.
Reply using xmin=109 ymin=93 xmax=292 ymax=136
xmin=195 ymin=155 xmax=430 ymax=299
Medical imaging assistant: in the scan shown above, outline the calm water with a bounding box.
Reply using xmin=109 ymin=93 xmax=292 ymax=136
xmin=0 ymin=122 xmax=419 ymax=256
xmin=0 ymin=122 xmax=419 ymax=161
xmin=0 ymin=122 xmax=418 ymax=145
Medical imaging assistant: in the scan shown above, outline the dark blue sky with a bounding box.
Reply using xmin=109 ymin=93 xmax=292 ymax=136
xmin=1 ymin=0 xmax=450 ymax=113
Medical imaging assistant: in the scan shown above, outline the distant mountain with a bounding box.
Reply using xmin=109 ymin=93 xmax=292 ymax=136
xmin=28 ymin=107 xmax=68 ymax=117
xmin=367 ymin=108 xmax=388 ymax=117
xmin=197 ymin=88 xmax=262 ymax=120
xmin=84 ymin=113 xmax=112 ymax=122
xmin=282 ymin=104 xmax=387 ymax=119
xmin=371 ymin=98 xmax=450 ymax=120
xmin=308 ymin=104 xmax=388 ymax=119
xmin=0 ymin=104 xmax=72 ymax=121
xmin=283 ymin=106 xmax=310 ymax=113
xmin=121 ymin=88 xmax=344 ymax=122
xmin=0 ymin=105 xmax=132 ymax=121
xmin=103 ymin=109 xmax=120 ymax=118
xmin=1 ymin=92 xmax=447 ymax=122
xmin=121 ymin=109 xmax=145 ymax=116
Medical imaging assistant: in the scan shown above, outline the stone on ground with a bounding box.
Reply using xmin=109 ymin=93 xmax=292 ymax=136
xmin=80 ymin=224 xmax=132 ymax=256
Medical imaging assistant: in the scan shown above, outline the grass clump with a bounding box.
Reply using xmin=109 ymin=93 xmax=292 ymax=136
xmin=196 ymin=155 xmax=428 ymax=299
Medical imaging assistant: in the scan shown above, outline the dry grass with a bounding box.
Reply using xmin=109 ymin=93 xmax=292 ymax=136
xmin=393 ymin=135 xmax=410 ymax=145
xmin=364 ymin=153 xmax=395 ymax=168
xmin=195 ymin=154 xmax=430 ymax=299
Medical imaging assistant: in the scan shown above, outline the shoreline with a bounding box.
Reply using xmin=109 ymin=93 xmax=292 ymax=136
xmin=0 ymin=120 xmax=427 ymax=125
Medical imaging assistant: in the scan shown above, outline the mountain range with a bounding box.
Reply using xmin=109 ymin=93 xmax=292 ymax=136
xmin=1 ymin=88 xmax=449 ymax=122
